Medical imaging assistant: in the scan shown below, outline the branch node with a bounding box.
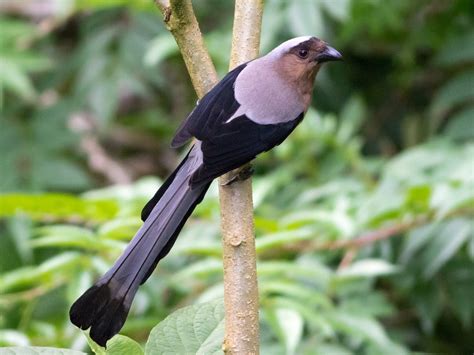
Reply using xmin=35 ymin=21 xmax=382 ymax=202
xmin=163 ymin=7 xmax=172 ymax=23
xmin=230 ymin=235 xmax=243 ymax=247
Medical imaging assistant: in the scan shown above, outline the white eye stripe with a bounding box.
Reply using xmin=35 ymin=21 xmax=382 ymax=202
xmin=268 ymin=36 xmax=314 ymax=58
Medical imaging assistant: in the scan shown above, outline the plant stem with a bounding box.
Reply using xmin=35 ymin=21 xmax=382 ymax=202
xmin=219 ymin=1 xmax=263 ymax=354
xmin=155 ymin=0 xmax=218 ymax=96
xmin=155 ymin=1 xmax=263 ymax=353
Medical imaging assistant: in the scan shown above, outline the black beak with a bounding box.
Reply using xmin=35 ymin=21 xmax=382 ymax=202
xmin=316 ymin=45 xmax=343 ymax=63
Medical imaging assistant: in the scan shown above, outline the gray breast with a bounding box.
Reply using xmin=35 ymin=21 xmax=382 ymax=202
xmin=227 ymin=58 xmax=304 ymax=125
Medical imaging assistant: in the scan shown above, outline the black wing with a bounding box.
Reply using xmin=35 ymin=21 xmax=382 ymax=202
xmin=171 ymin=62 xmax=305 ymax=188
xmin=171 ymin=63 xmax=248 ymax=148
xmin=190 ymin=113 xmax=304 ymax=187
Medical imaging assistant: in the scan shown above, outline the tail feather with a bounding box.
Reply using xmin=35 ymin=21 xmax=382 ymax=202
xmin=69 ymin=144 xmax=210 ymax=347
xmin=140 ymin=149 xmax=192 ymax=222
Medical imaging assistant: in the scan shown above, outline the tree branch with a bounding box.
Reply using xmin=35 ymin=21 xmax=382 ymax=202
xmin=291 ymin=209 xmax=470 ymax=254
xmin=322 ymin=217 xmax=428 ymax=251
xmin=218 ymin=1 xmax=263 ymax=354
xmin=155 ymin=1 xmax=263 ymax=353
xmin=155 ymin=0 xmax=218 ymax=96
xmin=69 ymin=113 xmax=132 ymax=184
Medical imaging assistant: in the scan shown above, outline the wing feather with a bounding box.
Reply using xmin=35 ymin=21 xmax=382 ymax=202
xmin=171 ymin=63 xmax=247 ymax=148
xmin=170 ymin=62 xmax=305 ymax=188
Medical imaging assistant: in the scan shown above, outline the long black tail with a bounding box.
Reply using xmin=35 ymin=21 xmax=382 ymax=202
xmin=69 ymin=144 xmax=210 ymax=346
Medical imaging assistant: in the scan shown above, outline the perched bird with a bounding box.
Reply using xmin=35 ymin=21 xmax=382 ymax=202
xmin=70 ymin=36 xmax=342 ymax=346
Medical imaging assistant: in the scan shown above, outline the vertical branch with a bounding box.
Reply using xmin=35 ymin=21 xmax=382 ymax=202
xmin=219 ymin=1 xmax=263 ymax=354
xmin=156 ymin=0 xmax=263 ymax=353
xmin=155 ymin=0 xmax=218 ymax=96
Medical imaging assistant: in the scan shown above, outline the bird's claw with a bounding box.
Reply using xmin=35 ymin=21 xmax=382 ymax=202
xmin=221 ymin=165 xmax=254 ymax=186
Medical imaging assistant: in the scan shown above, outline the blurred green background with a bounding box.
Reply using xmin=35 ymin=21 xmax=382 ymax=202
xmin=1 ymin=0 xmax=473 ymax=353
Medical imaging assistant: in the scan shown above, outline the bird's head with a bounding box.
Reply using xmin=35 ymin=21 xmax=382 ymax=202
xmin=268 ymin=36 xmax=342 ymax=83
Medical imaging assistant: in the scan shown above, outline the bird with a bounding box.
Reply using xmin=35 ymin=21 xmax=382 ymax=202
xmin=69 ymin=36 xmax=342 ymax=347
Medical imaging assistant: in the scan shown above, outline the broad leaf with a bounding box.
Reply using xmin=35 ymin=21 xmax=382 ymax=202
xmin=265 ymin=307 xmax=303 ymax=355
xmin=107 ymin=335 xmax=143 ymax=355
xmin=145 ymin=299 xmax=224 ymax=355
xmin=1 ymin=347 xmax=85 ymax=355
xmin=335 ymin=259 xmax=399 ymax=279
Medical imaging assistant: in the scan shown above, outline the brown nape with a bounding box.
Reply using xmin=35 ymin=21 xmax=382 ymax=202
xmin=276 ymin=41 xmax=323 ymax=110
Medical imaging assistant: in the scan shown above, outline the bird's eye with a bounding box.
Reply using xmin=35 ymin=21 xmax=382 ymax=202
xmin=298 ymin=49 xmax=309 ymax=59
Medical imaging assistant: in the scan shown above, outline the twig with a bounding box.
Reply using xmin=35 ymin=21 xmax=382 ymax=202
xmin=315 ymin=215 xmax=429 ymax=251
xmin=303 ymin=209 xmax=469 ymax=253
xmin=338 ymin=247 xmax=358 ymax=270
xmin=69 ymin=113 xmax=133 ymax=184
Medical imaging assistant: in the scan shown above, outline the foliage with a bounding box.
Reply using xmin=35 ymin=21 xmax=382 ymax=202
xmin=0 ymin=0 xmax=473 ymax=354
xmin=0 ymin=18 xmax=51 ymax=104
xmin=146 ymin=299 xmax=224 ymax=355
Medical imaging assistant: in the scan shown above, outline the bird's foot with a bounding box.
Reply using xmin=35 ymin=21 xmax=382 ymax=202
xmin=221 ymin=165 xmax=254 ymax=186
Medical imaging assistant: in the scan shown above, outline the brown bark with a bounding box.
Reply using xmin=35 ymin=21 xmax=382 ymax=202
xmin=155 ymin=0 xmax=218 ymax=96
xmin=219 ymin=2 xmax=263 ymax=354
xmin=155 ymin=1 xmax=263 ymax=353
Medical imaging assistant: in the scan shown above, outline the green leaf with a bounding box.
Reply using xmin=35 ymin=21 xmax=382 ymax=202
xmin=328 ymin=312 xmax=407 ymax=354
xmin=107 ymin=335 xmax=143 ymax=355
xmin=0 ymin=330 xmax=30 ymax=346
xmin=256 ymin=229 xmax=315 ymax=254
xmin=36 ymin=225 xmax=95 ymax=238
xmin=423 ymin=218 xmax=472 ymax=279
xmin=257 ymin=261 xmax=331 ymax=284
xmin=260 ymin=280 xmax=332 ymax=309
xmin=0 ymin=194 xmax=118 ymax=223
xmin=431 ymin=70 xmax=474 ymax=117
xmin=399 ymin=223 xmax=439 ymax=264
xmin=30 ymin=234 xmax=120 ymax=251
xmin=172 ymin=259 xmax=222 ymax=284
xmin=32 ymin=159 xmax=92 ymax=190
xmin=7 ymin=215 xmax=33 ymax=264
xmin=34 ymin=225 xmax=124 ymax=252
xmin=0 ymin=252 xmax=81 ymax=292
xmin=0 ymin=347 xmax=85 ymax=355
xmin=76 ymin=0 xmax=154 ymax=11
xmin=320 ymin=0 xmax=351 ymax=21
xmin=88 ymin=78 xmax=119 ymax=125
xmin=411 ymin=282 xmax=442 ymax=333
xmin=145 ymin=299 xmax=224 ymax=355
xmin=468 ymin=233 xmax=474 ymax=261
xmin=0 ymin=58 xmax=36 ymax=101
xmin=287 ymin=1 xmax=325 ymax=38
xmin=313 ymin=343 xmax=352 ymax=355
xmin=172 ymin=241 xmax=222 ymax=258
xmin=265 ymin=307 xmax=303 ymax=355
xmin=404 ymin=184 xmax=432 ymax=212
xmin=98 ymin=217 xmax=142 ymax=240
xmin=0 ymin=18 xmax=37 ymax=43
xmin=268 ymin=297 xmax=335 ymax=337
xmin=280 ymin=208 xmax=354 ymax=237
xmin=431 ymin=183 xmax=474 ymax=219
xmin=85 ymin=332 xmax=106 ymax=355
xmin=144 ymin=35 xmax=179 ymax=66
xmin=445 ymin=106 xmax=474 ymax=140
xmin=335 ymin=259 xmax=399 ymax=279
xmin=5 ymin=53 xmax=51 ymax=72
xmin=337 ymin=95 xmax=366 ymax=143
xmin=434 ymin=30 xmax=474 ymax=66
